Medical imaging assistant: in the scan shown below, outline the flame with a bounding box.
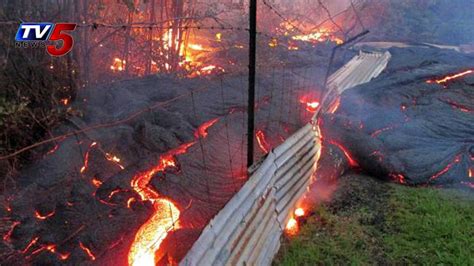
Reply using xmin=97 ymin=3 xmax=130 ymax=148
xmin=79 ymin=242 xmax=96 ymax=261
xmin=269 ymin=38 xmax=278 ymax=48
xmin=34 ymin=210 xmax=55 ymax=220
xmin=128 ymin=118 xmax=219 ymax=266
xmin=299 ymin=95 xmax=320 ymax=113
xmin=426 ymin=69 xmax=473 ymax=85
xmin=256 ymin=130 xmax=270 ymax=154
xmin=60 ymin=98 xmax=69 ymax=106
xmin=188 ymin=44 xmax=204 ymax=51
xmin=468 ymin=168 xmax=473 ymax=178
xmin=292 ymin=28 xmax=343 ymax=45
xmin=215 ymin=32 xmax=222 ymax=42
xmin=294 ymin=208 xmax=305 ymax=217
xmin=285 ymin=218 xmax=298 ymax=235
xmin=110 ymin=57 xmax=126 ymax=72
xmin=288 ymin=43 xmax=299 ymax=51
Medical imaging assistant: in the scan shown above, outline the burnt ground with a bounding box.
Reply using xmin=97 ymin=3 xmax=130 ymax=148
xmin=275 ymin=174 xmax=474 ymax=265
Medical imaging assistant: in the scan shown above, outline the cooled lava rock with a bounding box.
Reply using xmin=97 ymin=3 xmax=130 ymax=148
xmin=320 ymin=47 xmax=474 ymax=186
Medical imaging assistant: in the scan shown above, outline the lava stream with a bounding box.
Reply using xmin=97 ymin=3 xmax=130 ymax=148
xmin=426 ymin=69 xmax=474 ymax=85
xmin=328 ymin=140 xmax=358 ymax=167
xmin=128 ymin=118 xmax=219 ymax=266
xmin=256 ymin=130 xmax=270 ymax=154
xmin=430 ymin=154 xmax=462 ymax=181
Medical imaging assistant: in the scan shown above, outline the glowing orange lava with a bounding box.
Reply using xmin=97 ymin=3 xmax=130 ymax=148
xmin=79 ymin=242 xmax=96 ymax=261
xmin=256 ymin=130 xmax=270 ymax=154
xmin=3 ymin=221 xmax=20 ymax=241
xmin=391 ymin=173 xmax=406 ymax=184
xmin=22 ymin=237 xmax=39 ymax=253
xmin=128 ymin=118 xmax=219 ymax=266
xmin=430 ymin=154 xmax=461 ymax=181
xmin=105 ymin=153 xmax=125 ymax=170
xmin=60 ymin=98 xmax=69 ymax=106
xmin=426 ymin=69 xmax=473 ymax=85
xmin=91 ymin=177 xmax=103 ymax=188
xmin=327 ymin=97 xmax=341 ymax=114
xmin=328 ymin=140 xmax=358 ymax=168
xmin=80 ymin=142 xmax=97 ymax=173
xmin=31 ymin=244 xmax=70 ymax=260
xmin=194 ymin=118 xmax=219 ymax=139
xmin=34 ymin=210 xmax=55 ymax=220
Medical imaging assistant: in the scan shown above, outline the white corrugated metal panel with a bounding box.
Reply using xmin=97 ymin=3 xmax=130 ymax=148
xmin=181 ymin=50 xmax=391 ymax=266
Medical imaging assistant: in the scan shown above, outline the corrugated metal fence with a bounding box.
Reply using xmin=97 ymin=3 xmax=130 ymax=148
xmin=181 ymin=50 xmax=392 ymax=266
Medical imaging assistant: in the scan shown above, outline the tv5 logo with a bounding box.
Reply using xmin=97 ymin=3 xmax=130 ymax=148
xmin=15 ymin=23 xmax=77 ymax=56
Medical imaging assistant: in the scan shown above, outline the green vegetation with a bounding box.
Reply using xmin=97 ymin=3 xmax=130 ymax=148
xmin=275 ymin=175 xmax=474 ymax=265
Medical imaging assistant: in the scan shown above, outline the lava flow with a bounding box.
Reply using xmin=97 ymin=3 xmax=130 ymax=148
xmin=328 ymin=140 xmax=359 ymax=168
xmin=256 ymin=130 xmax=270 ymax=154
xmin=128 ymin=118 xmax=219 ymax=266
xmin=426 ymin=69 xmax=474 ymax=85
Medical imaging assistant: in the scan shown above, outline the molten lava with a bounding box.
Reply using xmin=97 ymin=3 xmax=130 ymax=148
xmin=79 ymin=242 xmax=96 ymax=261
xmin=105 ymin=153 xmax=125 ymax=170
xmin=426 ymin=69 xmax=473 ymax=85
xmin=3 ymin=221 xmax=20 ymax=242
xmin=34 ymin=210 xmax=55 ymax=220
xmin=430 ymin=154 xmax=462 ymax=181
xmin=80 ymin=142 xmax=97 ymax=174
xmin=194 ymin=118 xmax=219 ymax=139
xmin=327 ymin=97 xmax=341 ymax=114
xmin=256 ymin=130 xmax=270 ymax=154
xmin=128 ymin=118 xmax=219 ymax=266
xmin=328 ymin=140 xmax=358 ymax=168
xmin=391 ymin=173 xmax=406 ymax=184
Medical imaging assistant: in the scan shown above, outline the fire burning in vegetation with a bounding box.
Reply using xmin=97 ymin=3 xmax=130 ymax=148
xmin=292 ymin=27 xmax=343 ymax=45
xmin=284 ymin=208 xmax=308 ymax=236
xmin=128 ymin=118 xmax=219 ymax=266
xmin=285 ymin=218 xmax=298 ymax=235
